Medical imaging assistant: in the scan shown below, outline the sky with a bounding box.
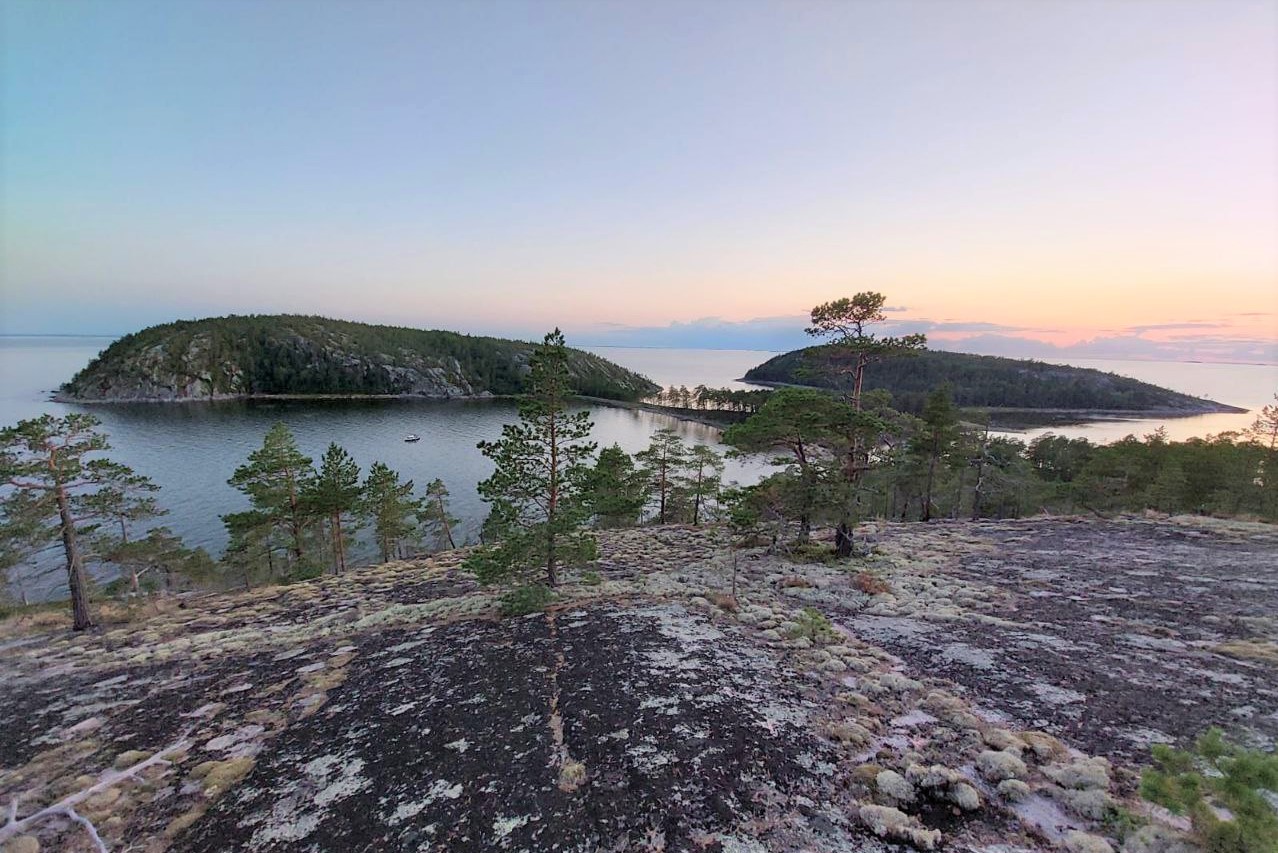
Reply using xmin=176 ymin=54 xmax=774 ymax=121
xmin=2 ymin=0 xmax=1276 ymax=362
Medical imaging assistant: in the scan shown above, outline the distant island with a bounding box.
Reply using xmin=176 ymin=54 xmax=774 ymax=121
xmin=58 ymin=315 xmax=660 ymax=403
xmin=743 ymin=348 xmax=1245 ymax=417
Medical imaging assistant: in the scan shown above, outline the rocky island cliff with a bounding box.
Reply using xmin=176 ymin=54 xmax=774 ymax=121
xmin=57 ymin=316 xmax=660 ymax=403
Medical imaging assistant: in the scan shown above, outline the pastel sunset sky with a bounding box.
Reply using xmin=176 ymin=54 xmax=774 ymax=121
xmin=2 ymin=0 xmax=1276 ymax=361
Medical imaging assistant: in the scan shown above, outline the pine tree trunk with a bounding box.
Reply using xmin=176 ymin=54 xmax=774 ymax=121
xmin=55 ymin=486 xmax=93 ymax=631
xmin=731 ymin=549 xmax=738 ymax=601
xmin=332 ymin=512 xmax=346 ymax=573
xmin=287 ymin=474 xmax=304 ymax=563
xmin=546 ymin=410 xmax=559 ymax=587
xmin=971 ymin=461 xmax=986 ymax=521
xmin=692 ymin=468 xmax=703 ymax=526
xmin=437 ymin=495 xmax=456 ymax=548
xmin=834 ymin=521 xmax=854 ymax=558
xmin=923 ymin=455 xmax=937 ymax=522
xmin=658 ymin=465 xmax=668 ymax=524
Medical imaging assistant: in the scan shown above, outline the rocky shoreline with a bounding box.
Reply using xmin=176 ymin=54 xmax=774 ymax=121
xmin=50 ymin=391 xmax=500 ymax=405
xmin=1 ymin=516 xmax=1274 ymax=851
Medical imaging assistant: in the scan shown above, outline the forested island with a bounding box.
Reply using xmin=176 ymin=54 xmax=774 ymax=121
xmin=744 ymin=347 xmax=1244 ymax=415
xmin=57 ymin=315 xmax=660 ymax=403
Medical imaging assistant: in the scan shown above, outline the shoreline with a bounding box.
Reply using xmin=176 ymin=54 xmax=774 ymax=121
xmin=52 ymin=391 xmax=504 ymax=405
xmin=740 ymin=380 xmax=1248 ymax=417
xmin=51 ymin=391 xmax=743 ymax=431
xmin=52 ymin=389 xmax=1248 ymax=425
xmin=576 ymin=396 xmax=749 ymax=430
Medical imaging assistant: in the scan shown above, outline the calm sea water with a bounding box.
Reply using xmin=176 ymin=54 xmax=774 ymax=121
xmin=0 ymin=338 xmax=773 ymax=590
xmin=1015 ymin=357 xmax=1276 ymax=444
xmin=1 ymin=336 xmax=1274 ymax=594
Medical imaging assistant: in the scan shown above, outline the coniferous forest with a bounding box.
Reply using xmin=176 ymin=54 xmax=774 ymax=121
xmin=59 ymin=315 xmax=660 ymax=402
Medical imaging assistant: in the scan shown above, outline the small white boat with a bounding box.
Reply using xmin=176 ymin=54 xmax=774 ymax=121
xmin=404 ymin=434 xmax=421 ymax=442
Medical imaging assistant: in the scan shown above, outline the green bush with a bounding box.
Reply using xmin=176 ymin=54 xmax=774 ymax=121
xmin=286 ymin=563 xmax=325 ymax=584
xmin=579 ymin=570 xmax=602 ymax=586
xmin=499 ymin=584 xmax=555 ymax=617
xmin=790 ymin=607 xmax=836 ymax=643
xmin=1140 ymin=728 xmax=1278 ymax=853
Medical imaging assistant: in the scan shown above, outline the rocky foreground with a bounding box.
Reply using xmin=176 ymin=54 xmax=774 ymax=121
xmin=1 ymin=517 xmax=1275 ymax=852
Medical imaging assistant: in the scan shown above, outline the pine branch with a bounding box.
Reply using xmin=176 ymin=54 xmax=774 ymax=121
xmin=0 ymin=734 xmax=190 ymax=848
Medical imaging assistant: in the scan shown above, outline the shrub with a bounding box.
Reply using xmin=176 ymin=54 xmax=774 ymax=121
xmin=1140 ymin=728 xmax=1278 ymax=853
xmin=853 ymin=571 xmax=891 ymax=595
xmin=286 ymin=563 xmax=325 ymax=583
xmin=709 ymin=592 xmax=739 ymax=613
xmin=790 ymin=607 xmax=835 ymax=642
xmin=787 ymin=541 xmax=839 ymax=564
xmin=499 ymin=584 xmax=555 ymax=617
xmin=579 ymin=570 xmax=602 ymax=586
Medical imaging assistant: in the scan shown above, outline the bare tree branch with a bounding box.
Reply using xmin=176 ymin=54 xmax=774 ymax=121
xmin=0 ymin=735 xmax=189 ymax=848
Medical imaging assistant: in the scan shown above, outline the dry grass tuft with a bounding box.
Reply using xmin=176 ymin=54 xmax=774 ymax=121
xmin=708 ymin=592 xmax=739 ymax=613
xmin=853 ymin=572 xmax=892 ymax=596
xmin=557 ymin=759 xmax=587 ymax=792
xmin=1215 ymin=639 xmax=1278 ymax=664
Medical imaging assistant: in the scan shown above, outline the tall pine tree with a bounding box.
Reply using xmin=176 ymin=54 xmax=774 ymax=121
xmin=0 ymin=414 xmax=162 ymax=630
xmin=636 ymin=428 xmax=690 ymax=524
xmin=806 ymin=293 xmax=924 ymax=554
xmin=584 ymin=444 xmax=645 ymax=528
xmin=362 ymin=462 xmax=420 ymax=561
xmin=226 ymin=422 xmax=314 ymax=567
xmin=420 ymin=479 xmax=458 ymax=551
xmin=305 ymin=443 xmax=362 ymax=573
xmin=466 ymin=329 xmax=597 ymax=587
xmin=682 ymin=444 xmax=725 ymax=526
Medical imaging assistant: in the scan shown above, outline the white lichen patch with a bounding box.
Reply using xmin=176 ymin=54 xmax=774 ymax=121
xmin=1029 ymin=682 xmax=1086 ymax=706
xmin=492 ymin=813 xmax=530 ymax=840
xmin=639 ymin=695 xmax=681 ymax=714
xmin=388 ymin=779 xmax=464 ymax=824
xmin=313 ymin=757 xmax=370 ymax=807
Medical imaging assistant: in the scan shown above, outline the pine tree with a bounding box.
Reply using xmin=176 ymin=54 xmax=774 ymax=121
xmin=101 ymin=528 xmax=214 ymax=595
xmin=222 ymin=509 xmax=278 ymax=588
xmin=466 ymin=329 xmax=597 ymax=587
xmin=682 ymin=444 xmax=725 ymax=526
xmin=1148 ymin=460 xmax=1188 ymax=513
xmin=227 ymin=423 xmax=314 ymax=567
xmin=81 ymin=471 xmax=163 ymax=546
xmin=1247 ymin=394 xmax=1278 ymax=518
xmin=420 ymin=478 xmax=458 ymax=550
xmin=911 ymin=386 xmax=960 ymax=521
xmin=0 ymin=414 xmax=162 ymax=630
xmin=806 ymin=293 xmax=925 ymax=553
xmin=636 ymin=428 xmax=690 ymax=524
xmin=722 ymin=388 xmax=854 ymax=540
xmin=584 ymin=444 xmax=645 ymax=528
xmin=361 ymin=462 xmax=420 ymax=561
xmin=305 ymin=443 xmax=362 ymax=573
